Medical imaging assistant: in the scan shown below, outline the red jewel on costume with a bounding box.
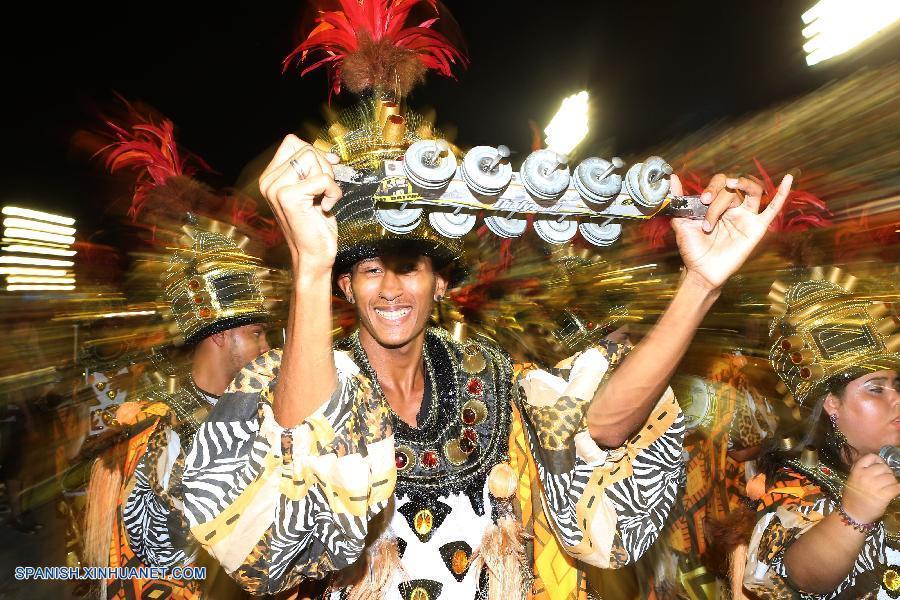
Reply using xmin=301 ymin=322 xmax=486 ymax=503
xmin=199 ymin=307 xmax=211 ymax=318
xmin=458 ymin=436 xmax=476 ymax=454
xmin=821 ymin=466 xmax=832 ymax=475
xmin=395 ymin=451 xmax=408 ymax=470
xmin=466 ymin=378 xmax=483 ymax=396
xmin=462 ymin=427 xmax=477 ymax=442
xmin=586 ymin=321 xmax=595 ymax=330
xmin=421 ymin=450 xmax=439 ymax=469
xmin=462 ymin=407 xmax=477 ymax=425
xmin=193 ymin=295 xmax=204 ymax=305
xmin=188 ymin=279 xmax=201 ymax=291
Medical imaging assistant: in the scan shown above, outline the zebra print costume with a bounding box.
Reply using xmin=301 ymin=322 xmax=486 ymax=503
xmin=181 ymin=331 xmax=685 ymax=598
xmin=744 ymin=463 xmax=900 ymax=599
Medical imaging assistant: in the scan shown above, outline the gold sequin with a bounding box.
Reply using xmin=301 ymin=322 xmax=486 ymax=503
xmin=884 ymin=569 xmax=900 ymax=592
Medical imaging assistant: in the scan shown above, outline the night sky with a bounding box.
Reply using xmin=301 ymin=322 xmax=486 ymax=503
xmin=4 ymin=1 xmax=898 ymax=233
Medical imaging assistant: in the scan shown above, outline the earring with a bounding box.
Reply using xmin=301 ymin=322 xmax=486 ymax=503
xmin=346 ymin=293 xmax=354 ymax=304
xmin=827 ymin=412 xmax=849 ymax=449
xmin=434 ymin=294 xmax=444 ymax=303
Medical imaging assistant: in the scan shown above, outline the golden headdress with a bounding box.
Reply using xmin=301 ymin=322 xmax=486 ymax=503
xmin=163 ymin=216 xmax=269 ymax=346
xmin=98 ymin=108 xmax=272 ymax=346
xmin=769 ymin=266 xmax=900 ymax=417
xmin=286 ymin=1 xmax=468 ymax=284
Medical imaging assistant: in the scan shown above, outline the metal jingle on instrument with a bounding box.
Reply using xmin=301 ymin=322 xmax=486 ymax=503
xmin=461 ymin=145 xmax=513 ymax=196
xmin=521 ymin=149 xmax=571 ymax=202
xmin=428 ymin=209 xmax=478 ymax=238
xmin=623 ymin=162 xmax=643 ymax=205
xmin=578 ymin=221 xmax=622 ymax=247
xmin=637 ymin=156 xmax=672 ymax=209
xmin=484 ymin=214 xmax=528 ymax=239
xmin=375 ymin=206 xmax=424 ymax=234
xmin=533 ymin=215 xmax=578 ymax=244
xmin=404 ymin=139 xmax=458 ymax=190
xmin=573 ymin=157 xmax=623 ymax=208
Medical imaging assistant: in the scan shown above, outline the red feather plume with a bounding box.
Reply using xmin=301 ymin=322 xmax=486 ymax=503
xmin=284 ymin=0 xmax=467 ymax=97
xmin=97 ymin=115 xmax=210 ymax=221
xmin=637 ymin=161 xmax=832 ymax=251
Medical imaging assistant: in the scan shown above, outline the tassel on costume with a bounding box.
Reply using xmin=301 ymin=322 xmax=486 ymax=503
xmin=471 ymin=514 xmax=530 ymax=600
xmin=346 ymin=535 xmax=407 ymax=600
xmin=706 ymin=505 xmax=758 ymax=597
xmin=82 ymin=441 xmax=127 ymax=567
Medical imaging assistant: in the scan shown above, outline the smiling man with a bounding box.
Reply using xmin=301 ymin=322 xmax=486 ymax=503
xmin=179 ymin=102 xmax=794 ymax=599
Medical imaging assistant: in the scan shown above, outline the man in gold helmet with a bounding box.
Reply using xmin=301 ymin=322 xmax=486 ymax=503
xmin=94 ymin=221 xmax=272 ymax=600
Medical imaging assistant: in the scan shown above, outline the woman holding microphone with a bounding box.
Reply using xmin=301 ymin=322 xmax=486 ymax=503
xmin=743 ymin=268 xmax=900 ymax=598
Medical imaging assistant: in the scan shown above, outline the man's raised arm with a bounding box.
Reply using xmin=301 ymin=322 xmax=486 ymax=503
xmin=587 ymin=173 xmax=794 ymax=447
xmin=258 ymin=135 xmax=343 ymax=428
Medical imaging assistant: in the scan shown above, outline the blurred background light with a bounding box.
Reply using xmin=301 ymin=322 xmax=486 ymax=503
xmin=1 ymin=206 xmax=75 ymax=226
xmin=544 ymin=90 xmax=590 ymax=157
xmin=2 ymin=205 xmax=77 ymax=292
xmin=802 ymin=0 xmax=900 ymax=66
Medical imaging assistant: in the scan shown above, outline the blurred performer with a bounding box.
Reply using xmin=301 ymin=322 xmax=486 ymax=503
xmin=744 ymin=269 xmax=900 ymax=598
xmin=88 ymin=222 xmax=271 ymax=599
xmin=177 ymin=3 xmax=794 ymax=598
xmin=79 ymin=108 xmax=273 ymax=598
xmin=648 ymin=352 xmax=775 ymax=600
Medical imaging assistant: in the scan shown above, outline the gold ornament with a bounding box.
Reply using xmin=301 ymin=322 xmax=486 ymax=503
xmin=443 ymin=439 xmax=468 ymax=466
xmin=884 ymin=569 xmax=900 ymax=592
xmin=413 ymin=509 xmax=433 ymax=536
xmin=769 ymin=267 xmax=899 ymax=411
xmin=462 ymin=344 xmax=487 ymax=374
xmin=164 ymin=222 xmax=268 ymax=346
xmin=487 ymin=463 xmax=518 ymax=499
xmin=451 ymin=549 xmax=469 ymax=575
xmin=409 ymin=588 xmax=430 ymax=600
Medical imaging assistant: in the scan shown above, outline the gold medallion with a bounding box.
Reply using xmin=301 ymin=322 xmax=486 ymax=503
xmin=414 ymin=509 xmax=433 ymax=536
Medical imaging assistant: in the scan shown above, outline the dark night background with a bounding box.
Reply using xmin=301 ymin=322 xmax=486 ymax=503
xmin=3 ymin=1 xmax=898 ymax=235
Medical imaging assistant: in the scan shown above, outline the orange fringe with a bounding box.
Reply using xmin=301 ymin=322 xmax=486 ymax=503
xmin=472 ymin=515 xmax=529 ymax=600
xmin=82 ymin=442 xmax=126 ymax=567
xmin=346 ymin=536 xmax=407 ymax=600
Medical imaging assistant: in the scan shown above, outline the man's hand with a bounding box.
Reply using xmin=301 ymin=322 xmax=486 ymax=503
xmin=671 ymin=173 xmax=793 ymax=291
xmin=258 ymin=135 xmax=342 ymax=271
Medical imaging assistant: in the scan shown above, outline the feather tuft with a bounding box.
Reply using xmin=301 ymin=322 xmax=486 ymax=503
xmin=471 ymin=515 xmax=530 ymax=600
xmin=284 ymin=0 xmax=466 ymax=97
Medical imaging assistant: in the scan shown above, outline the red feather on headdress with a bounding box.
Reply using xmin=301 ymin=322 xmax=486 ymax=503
xmin=98 ymin=116 xmax=211 ymax=221
xmin=284 ymin=0 xmax=467 ymax=98
xmin=637 ymin=161 xmax=832 ymax=251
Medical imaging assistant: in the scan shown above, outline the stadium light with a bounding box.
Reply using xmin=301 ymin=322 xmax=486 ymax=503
xmin=802 ymin=0 xmax=900 ymax=66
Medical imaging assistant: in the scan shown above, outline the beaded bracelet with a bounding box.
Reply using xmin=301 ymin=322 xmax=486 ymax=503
xmin=838 ymin=504 xmax=877 ymax=534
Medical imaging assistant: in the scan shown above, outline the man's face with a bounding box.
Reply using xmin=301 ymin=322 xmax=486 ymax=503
xmin=225 ymin=323 xmax=270 ymax=374
xmin=338 ymin=252 xmax=447 ymax=350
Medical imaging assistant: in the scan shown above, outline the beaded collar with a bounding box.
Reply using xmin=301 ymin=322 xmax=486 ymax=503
xmin=339 ymin=327 xmax=513 ymax=511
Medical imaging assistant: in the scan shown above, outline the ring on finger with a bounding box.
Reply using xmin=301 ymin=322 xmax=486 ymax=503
xmin=289 ymin=158 xmax=303 ymax=180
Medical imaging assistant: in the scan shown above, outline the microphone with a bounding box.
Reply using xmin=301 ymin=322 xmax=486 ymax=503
xmin=879 ymin=446 xmax=900 ymax=475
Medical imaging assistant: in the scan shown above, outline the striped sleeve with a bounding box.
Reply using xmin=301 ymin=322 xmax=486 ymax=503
xmin=122 ymin=428 xmax=193 ymax=568
xmin=515 ymin=342 xmax=685 ymax=568
xmin=181 ymin=349 xmax=395 ymax=595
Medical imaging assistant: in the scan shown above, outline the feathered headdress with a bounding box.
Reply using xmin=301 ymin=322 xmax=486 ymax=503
xmin=284 ymin=0 xmax=467 ymax=98
xmin=97 ymin=111 xmax=211 ymax=221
